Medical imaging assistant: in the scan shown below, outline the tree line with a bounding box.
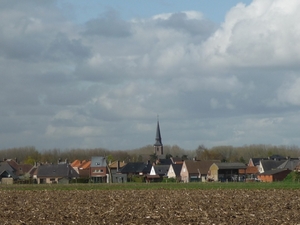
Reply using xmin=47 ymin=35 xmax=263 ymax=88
xmin=1 ymin=144 xmax=300 ymax=165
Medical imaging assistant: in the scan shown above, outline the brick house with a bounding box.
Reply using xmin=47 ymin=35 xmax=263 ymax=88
xmin=257 ymin=169 xmax=291 ymax=182
xmin=90 ymin=156 xmax=108 ymax=183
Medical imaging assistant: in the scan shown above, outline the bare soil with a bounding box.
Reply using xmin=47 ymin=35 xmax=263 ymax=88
xmin=1 ymin=189 xmax=300 ymax=224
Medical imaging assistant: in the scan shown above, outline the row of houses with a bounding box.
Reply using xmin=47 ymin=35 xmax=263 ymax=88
xmin=1 ymin=154 xmax=299 ymax=184
xmin=1 ymin=121 xmax=300 ymax=184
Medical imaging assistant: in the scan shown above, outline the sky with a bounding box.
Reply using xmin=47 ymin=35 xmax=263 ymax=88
xmin=1 ymin=0 xmax=300 ymax=151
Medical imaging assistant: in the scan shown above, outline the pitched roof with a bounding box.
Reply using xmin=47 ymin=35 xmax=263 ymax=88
xmin=268 ymin=155 xmax=286 ymax=160
xmin=249 ymin=158 xmax=268 ymax=166
xmin=170 ymin=164 xmax=182 ymax=176
xmin=259 ymin=168 xmax=291 ymax=175
xmin=277 ymin=159 xmax=300 ymax=170
xmin=79 ymin=161 xmax=91 ymax=169
xmin=215 ymin=162 xmax=247 ymax=169
xmin=37 ymin=164 xmax=79 ymax=178
xmin=261 ymin=160 xmax=284 ymax=172
xmin=109 ymin=161 xmax=126 ymax=169
xmin=5 ymin=159 xmax=33 ymax=175
xmin=120 ymin=162 xmax=145 ymax=173
xmin=0 ymin=170 xmax=18 ymax=179
xmin=185 ymin=160 xmax=219 ymax=174
xmin=91 ymin=157 xmax=107 ymax=167
xmin=153 ymin=165 xmax=169 ymax=176
xmin=154 ymin=121 xmax=162 ymax=146
xmin=120 ymin=162 xmax=151 ymax=174
xmin=71 ymin=160 xmax=81 ymax=167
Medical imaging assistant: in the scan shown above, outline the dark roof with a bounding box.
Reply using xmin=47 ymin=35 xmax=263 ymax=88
xmin=170 ymin=164 xmax=182 ymax=176
xmin=0 ymin=161 xmax=14 ymax=173
xmin=0 ymin=170 xmax=18 ymax=179
xmin=37 ymin=164 xmax=79 ymax=178
xmin=261 ymin=160 xmax=284 ymax=172
xmin=157 ymin=158 xmax=172 ymax=165
xmin=259 ymin=168 xmax=291 ymax=175
xmin=91 ymin=156 xmax=107 ymax=167
xmin=277 ymin=159 xmax=300 ymax=170
xmin=250 ymin=158 xmax=268 ymax=166
xmin=0 ymin=161 xmax=18 ymax=179
xmin=153 ymin=165 xmax=169 ymax=176
xmin=120 ymin=162 xmax=151 ymax=174
xmin=215 ymin=162 xmax=247 ymax=170
xmin=142 ymin=163 xmax=152 ymax=174
xmin=2 ymin=159 xmax=33 ymax=176
xmin=154 ymin=121 xmax=162 ymax=146
xmin=268 ymin=155 xmax=286 ymax=160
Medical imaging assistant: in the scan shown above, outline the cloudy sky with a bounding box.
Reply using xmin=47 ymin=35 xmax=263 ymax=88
xmin=1 ymin=0 xmax=300 ymax=151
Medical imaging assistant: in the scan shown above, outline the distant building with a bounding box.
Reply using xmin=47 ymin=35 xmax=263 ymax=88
xmin=154 ymin=118 xmax=163 ymax=156
xmin=90 ymin=156 xmax=108 ymax=183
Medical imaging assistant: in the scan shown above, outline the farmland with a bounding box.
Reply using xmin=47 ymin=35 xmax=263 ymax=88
xmin=1 ymin=183 xmax=300 ymax=224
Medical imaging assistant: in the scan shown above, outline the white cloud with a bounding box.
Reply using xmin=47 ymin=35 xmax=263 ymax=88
xmin=2 ymin=0 xmax=300 ymax=150
xmin=202 ymin=0 xmax=300 ymax=68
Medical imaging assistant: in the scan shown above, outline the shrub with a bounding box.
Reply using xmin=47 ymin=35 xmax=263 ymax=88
xmin=163 ymin=177 xmax=177 ymax=183
xmin=284 ymin=171 xmax=300 ymax=182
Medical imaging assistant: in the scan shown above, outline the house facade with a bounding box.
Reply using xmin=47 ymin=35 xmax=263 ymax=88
xmin=90 ymin=156 xmax=108 ymax=183
xmin=257 ymin=169 xmax=291 ymax=182
xmin=167 ymin=164 xmax=182 ymax=181
xmin=181 ymin=160 xmax=218 ymax=183
xmin=36 ymin=163 xmax=79 ymax=184
xmin=208 ymin=162 xmax=247 ymax=182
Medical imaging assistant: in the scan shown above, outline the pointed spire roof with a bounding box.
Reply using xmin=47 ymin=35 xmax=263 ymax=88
xmin=154 ymin=118 xmax=162 ymax=146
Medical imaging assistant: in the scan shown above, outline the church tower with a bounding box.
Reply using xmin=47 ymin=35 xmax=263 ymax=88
xmin=154 ymin=118 xmax=163 ymax=156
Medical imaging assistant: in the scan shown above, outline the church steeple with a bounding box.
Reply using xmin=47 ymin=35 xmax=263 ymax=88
xmin=154 ymin=116 xmax=163 ymax=156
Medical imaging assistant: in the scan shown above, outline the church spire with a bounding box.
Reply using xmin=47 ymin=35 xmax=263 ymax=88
xmin=154 ymin=116 xmax=163 ymax=156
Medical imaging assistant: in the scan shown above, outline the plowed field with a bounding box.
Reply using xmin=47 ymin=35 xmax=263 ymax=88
xmin=1 ymin=189 xmax=300 ymax=224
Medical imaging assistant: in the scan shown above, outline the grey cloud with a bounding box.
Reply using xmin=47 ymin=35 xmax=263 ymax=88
xmin=156 ymin=12 xmax=217 ymax=39
xmin=2 ymin=0 xmax=300 ymax=150
xmin=84 ymin=10 xmax=132 ymax=37
xmin=46 ymin=33 xmax=91 ymax=62
xmin=44 ymin=87 xmax=94 ymax=106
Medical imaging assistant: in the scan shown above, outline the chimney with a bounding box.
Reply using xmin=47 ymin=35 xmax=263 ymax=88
xmin=117 ymin=160 xmax=120 ymax=172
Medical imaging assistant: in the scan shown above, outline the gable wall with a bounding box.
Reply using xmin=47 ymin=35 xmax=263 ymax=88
xmin=167 ymin=165 xmax=176 ymax=178
xmin=209 ymin=164 xmax=219 ymax=181
xmin=180 ymin=162 xmax=189 ymax=183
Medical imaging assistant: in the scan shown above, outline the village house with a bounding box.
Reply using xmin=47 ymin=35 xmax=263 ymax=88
xmin=180 ymin=160 xmax=218 ymax=183
xmin=109 ymin=160 xmax=127 ymax=183
xmin=36 ymin=163 xmax=79 ymax=184
xmin=146 ymin=164 xmax=169 ymax=182
xmin=257 ymin=169 xmax=291 ymax=182
xmin=208 ymin=162 xmax=247 ymax=182
xmin=0 ymin=159 xmax=33 ymax=184
xmin=90 ymin=156 xmax=108 ymax=183
xmin=71 ymin=159 xmax=91 ymax=179
xmin=167 ymin=164 xmax=182 ymax=181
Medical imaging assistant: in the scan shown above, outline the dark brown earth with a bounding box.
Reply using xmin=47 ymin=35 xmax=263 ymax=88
xmin=1 ymin=189 xmax=300 ymax=224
